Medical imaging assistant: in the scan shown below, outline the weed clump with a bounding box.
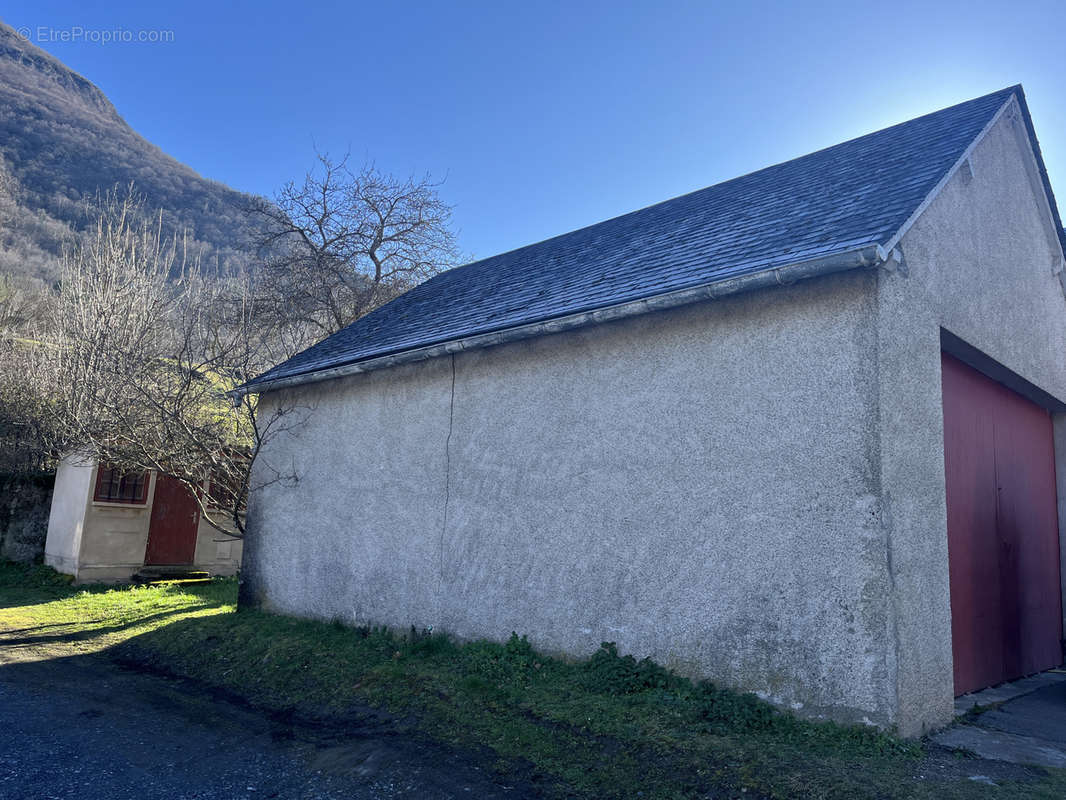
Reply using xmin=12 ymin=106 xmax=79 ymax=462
xmin=691 ymin=680 xmax=777 ymax=731
xmin=581 ymin=641 xmax=685 ymax=695
xmin=460 ymin=633 xmax=540 ymax=683
xmin=580 ymin=642 xmax=781 ymax=732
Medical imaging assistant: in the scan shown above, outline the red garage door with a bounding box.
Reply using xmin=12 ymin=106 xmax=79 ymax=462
xmin=942 ymin=352 xmax=1063 ymax=696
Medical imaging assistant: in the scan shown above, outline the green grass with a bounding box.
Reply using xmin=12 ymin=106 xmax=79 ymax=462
xmin=2 ymin=561 xmax=1065 ymax=799
xmin=0 ymin=562 xmax=235 ymax=655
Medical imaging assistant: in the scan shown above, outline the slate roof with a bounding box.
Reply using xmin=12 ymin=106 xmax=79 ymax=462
xmin=248 ymin=86 xmax=1054 ymax=390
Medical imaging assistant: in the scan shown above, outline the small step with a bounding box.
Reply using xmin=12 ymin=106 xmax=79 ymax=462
xmin=131 ymin=568 xmax=213 ymax=585
xmin=143 ymin=577 xmax=213 ymax=586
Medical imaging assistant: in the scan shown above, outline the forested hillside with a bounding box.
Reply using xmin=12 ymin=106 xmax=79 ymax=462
xmin=0 ymin=20 xmax=459 ymax=492
xmin=0 ymin=20 xmax=262 ymax=282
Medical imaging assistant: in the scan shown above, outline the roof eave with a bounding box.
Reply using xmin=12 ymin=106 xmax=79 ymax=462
xmin=235 ymin=243 xmax=890 ymax=398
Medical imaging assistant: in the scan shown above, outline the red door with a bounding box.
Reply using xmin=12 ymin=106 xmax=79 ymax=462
xmin=942 ymin=352 xmax=1063 ymax=695
xmin=144 ymin=474 xmax=200 ymax=565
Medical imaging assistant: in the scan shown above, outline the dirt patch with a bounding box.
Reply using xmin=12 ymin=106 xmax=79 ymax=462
xmin=916 ymin=743 xmax=1050 ymax=787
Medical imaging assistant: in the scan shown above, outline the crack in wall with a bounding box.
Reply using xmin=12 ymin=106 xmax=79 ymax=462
xmin=438 ymin=354 xmax=456 ymax=602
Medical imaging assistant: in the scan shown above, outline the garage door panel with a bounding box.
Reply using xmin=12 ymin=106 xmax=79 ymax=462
xmin=942 ymin=352 xmax=1063 ymax=696
xmin=992 ymin=384 xmax=1062 ymax=679
xmin=943 ymin=354 xmax=1003 ymax=692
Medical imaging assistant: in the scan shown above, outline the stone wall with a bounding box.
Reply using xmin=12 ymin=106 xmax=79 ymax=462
xmin=0 ymin=473 xmax=55 ymax=563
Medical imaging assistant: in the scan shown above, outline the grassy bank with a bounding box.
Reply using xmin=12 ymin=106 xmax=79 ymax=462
xmin=1 ymin=562 xmax=1063 ymax=799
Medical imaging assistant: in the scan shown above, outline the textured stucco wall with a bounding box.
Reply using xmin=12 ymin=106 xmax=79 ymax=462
xmin=192 ymin=514 xmax=243 ymax=575
xmin=246 ymin=269 xmax=898 ymax=726
xmin=77 ymin=478 xmax=155 ymax=579
xmin=44 ymin=455 xmax=94 ymax=575
xmin=882 ymin=101 xmax=1066 ymax=734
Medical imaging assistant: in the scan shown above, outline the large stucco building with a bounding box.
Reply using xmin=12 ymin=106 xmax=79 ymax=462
xmin=239 ymin=86 xmax=1066 ymax=736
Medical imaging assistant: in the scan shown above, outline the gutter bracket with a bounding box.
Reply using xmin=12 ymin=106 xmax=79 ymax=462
xmin=877 ymin=247 xmax=905 ymax=276
xmin=773 ymin=266 xmax=798 ymax=286
xmin=1053 ymin=254 xmax=1066 ymax=302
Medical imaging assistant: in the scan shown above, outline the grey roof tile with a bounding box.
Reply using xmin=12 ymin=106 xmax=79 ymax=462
xmin=249 ymin=86 xmax=1025 ymax=388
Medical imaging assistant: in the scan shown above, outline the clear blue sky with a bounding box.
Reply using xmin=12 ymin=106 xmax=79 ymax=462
xmin=4 ymin=1 xmax=1064 ymax=261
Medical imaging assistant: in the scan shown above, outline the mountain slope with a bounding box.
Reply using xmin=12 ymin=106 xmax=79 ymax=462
xmin=0 ymin=21 xmax=261 ymax=281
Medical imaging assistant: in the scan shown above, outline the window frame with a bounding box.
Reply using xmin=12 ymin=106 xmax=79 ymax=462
xmin=92 ymin=465 xmax=150 ymax=505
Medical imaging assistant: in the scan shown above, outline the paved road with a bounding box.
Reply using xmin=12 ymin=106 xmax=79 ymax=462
xmin=0 ymin=651 xmax=532 ymax=800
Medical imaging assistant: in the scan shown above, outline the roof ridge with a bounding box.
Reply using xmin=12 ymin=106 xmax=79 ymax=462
xmin=244 ymin=86 xmax=1036 ymax=393
xmin=436 ymin=86 xmax=1021 ymax=271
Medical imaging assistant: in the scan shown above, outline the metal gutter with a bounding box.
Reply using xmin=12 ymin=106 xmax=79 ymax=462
xmin=235 ymin=243 xmax=888 ymax=398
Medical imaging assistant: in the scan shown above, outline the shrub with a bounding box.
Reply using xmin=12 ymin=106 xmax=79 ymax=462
xmin=581 ymin=642 xmax=685 ymax=695
xmin=691 ymin=680 xmax=778 ymax=732
xmin=460 ymin=633 xmax=539 ymax=684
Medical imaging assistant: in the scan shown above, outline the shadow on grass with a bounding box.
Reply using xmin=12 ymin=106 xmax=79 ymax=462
xmin=0 ymin=561 xmax=127 ymax=610
xmin=105 ymin=612 xmax=1066 ymax=800
xmin=0 ymin=620 xmax=83 ymax=634
xmin=0 ymin=607 xmax=204 ymax=648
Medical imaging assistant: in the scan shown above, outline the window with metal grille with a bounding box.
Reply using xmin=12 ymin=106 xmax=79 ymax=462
xmin=93 ymin=466 xmax=149 ymax=504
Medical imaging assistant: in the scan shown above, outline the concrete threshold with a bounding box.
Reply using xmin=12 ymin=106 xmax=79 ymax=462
xmin=954 ymin=669 xmax=1066 ymax=716
xmin=933 ymin=668 xmax=1066 ymax=769
xmin=934 ymin=726 xmax=1066 ymax=769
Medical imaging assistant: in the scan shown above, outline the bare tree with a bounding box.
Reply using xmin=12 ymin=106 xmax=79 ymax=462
xmin=0 ymin=337 xmax=55 ymax=475
xmin=38 ymin=189 xmax=302 ymax=536
xmin=249 ymin=152 xmax=460 ymax=348
xmin=0 ymin=275 xmax=45 ymax=338
xmin=0 ymin=269 xmax=55 ymax=475
xmin=17 ymin=155 xmax=460 ymax=530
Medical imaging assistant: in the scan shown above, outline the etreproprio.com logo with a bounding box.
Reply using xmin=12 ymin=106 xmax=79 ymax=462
xmin=14 ymin=25 xmax=175 ymax=45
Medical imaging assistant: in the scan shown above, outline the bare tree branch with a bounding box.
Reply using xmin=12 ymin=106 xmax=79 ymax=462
xmin=247 ymin=152 xmax=460 ymax=348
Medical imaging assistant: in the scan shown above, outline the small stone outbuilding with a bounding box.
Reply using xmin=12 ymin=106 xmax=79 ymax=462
xmin=239 ymin=86 xmax=1066 ymax=736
